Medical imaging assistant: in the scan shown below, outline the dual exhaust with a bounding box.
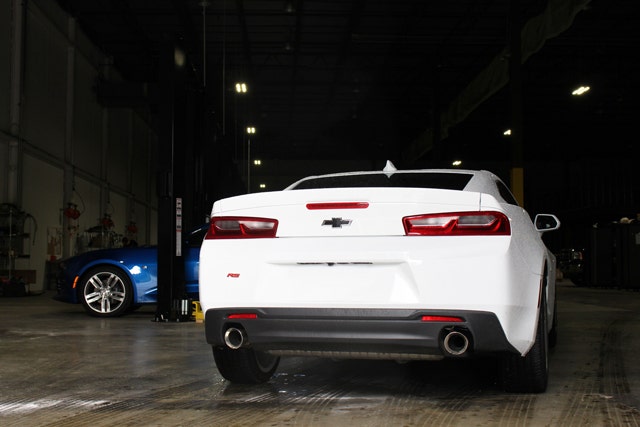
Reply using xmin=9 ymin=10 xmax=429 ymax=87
xmin=224 ymin=327 xmax=248 ymax=350
xmin=223 ymin=325 xmax=472 ymax=357
xmin=441 ymin=328 xmax=471 ymax=356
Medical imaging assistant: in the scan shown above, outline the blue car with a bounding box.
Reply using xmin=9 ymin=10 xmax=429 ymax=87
xmin=54 ymin=224 xmax=208 ymax=317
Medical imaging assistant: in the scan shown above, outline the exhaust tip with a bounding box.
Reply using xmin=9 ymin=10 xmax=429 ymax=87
xmin=224 ymin=327 xmax=247 ymax=349
xmin=442 ymin=329 xmax=470 ymax=356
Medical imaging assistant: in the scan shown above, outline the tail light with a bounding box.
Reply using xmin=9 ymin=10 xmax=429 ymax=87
xmin=403 ymin=211 xmax=510 ymax=236
xmin=205 ymin=216 xmax=278 ymax=239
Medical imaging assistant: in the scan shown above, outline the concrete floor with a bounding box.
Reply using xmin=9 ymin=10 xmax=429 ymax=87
xmin=1 ymin=281 xmax=640 ymax=426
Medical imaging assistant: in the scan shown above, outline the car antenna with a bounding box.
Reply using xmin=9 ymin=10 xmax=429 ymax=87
xmin=383 ymin=160 xmax=397 ymax=176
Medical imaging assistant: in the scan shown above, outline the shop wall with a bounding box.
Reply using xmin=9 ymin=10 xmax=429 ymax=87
xmin=0 ymin=0 xmax=158 ymax=293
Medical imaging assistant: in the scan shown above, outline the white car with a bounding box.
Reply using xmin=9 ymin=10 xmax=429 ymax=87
xmin=199 ymin=162 xmax=560 ymax=393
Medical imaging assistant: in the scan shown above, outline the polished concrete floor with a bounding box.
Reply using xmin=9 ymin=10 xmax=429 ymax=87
xmin=1 ymin=281 xmax=640 ymax=426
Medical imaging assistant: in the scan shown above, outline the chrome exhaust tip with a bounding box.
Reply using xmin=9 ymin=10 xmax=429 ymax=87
xmin=224 ymin=327 xmax=247 ymax=349
xmin=442 ymin=329 xmax=470 ymax=356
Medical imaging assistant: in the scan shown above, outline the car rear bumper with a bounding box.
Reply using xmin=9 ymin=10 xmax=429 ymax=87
xmin=205 ymin=307 xmax=518 ymax=360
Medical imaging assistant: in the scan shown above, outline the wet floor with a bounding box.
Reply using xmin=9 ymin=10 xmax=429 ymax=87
xmin=1 ymin=281 xmax=640 ymax=426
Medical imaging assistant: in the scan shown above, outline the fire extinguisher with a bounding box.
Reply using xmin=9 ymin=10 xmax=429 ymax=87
xmin=63 ymin=203 xmax=81 ymax=220
xmin=100 ymin=214 xmax=114 ymax=229
xmin=126 ymin=221 xmax=138 ymax=234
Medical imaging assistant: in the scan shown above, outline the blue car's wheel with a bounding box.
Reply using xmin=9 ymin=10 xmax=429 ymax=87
xmin=80 ymin=266 xmax=133 ymax=317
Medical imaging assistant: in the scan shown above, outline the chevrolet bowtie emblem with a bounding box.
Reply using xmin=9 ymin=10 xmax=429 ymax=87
xmin=322 ymin=217 xmax=352 ymax=228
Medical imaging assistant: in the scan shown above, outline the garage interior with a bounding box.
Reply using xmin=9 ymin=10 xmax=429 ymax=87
xmin=1 ymin=1 xmax=639 ymax=304
xmin=1 ymin=1 xmax=640 ymax=424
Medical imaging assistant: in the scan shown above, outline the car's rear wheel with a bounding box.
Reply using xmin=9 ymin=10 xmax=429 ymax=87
xmin=501 ymin=295 xmax=549 ymax=393
xmin=80 ymin=266 xmax=133 ymax=317
xmin=213 ymin=347 xmax=280 ymax=384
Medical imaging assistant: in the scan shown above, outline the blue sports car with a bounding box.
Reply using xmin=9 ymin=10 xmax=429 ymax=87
xmin=54 ymin=224 xmax=207 ymax=317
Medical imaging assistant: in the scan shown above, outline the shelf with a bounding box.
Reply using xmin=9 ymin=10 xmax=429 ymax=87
xmin=0 ymin=204 xmax=33 ymax=270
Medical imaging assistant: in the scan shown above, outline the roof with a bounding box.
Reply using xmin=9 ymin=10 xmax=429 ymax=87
xmin=51 ymin=0 xmax=639 ymax=174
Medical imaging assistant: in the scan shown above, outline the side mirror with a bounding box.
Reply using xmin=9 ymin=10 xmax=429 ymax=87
xmin=534 ymin=214 xmax=561 ymax=233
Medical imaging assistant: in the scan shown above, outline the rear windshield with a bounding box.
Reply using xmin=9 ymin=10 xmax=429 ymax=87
xmin=290 ymin=172 xmax=473 ymax=190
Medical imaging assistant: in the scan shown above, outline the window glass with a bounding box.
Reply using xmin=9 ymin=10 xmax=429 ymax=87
xmin=497 ymin=181 xmax=519 ymax=206
xmin=291 ymin=172 xmax=473 ymax=190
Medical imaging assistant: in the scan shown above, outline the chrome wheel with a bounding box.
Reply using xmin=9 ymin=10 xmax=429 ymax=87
xmin=80 ymin=266 xmax=132 ymax=317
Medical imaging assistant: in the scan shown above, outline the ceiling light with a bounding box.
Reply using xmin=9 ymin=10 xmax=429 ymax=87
xmin=571 ymin=86 xmax=590 ymax=96
xmin=174 ymin=47 xmax=186 ymax=68
xmin=503 ymin=129 xmax=512 ymax=136
xmin=452 ymin=160 xmax=462 ymax=166
xmin=235 ymin=82 xmax=247 ymax=93
xmin=246 ymin=126 xmax=256 ymax=134
xmin=253 ymin=159 xmax=261 ymax=165
xmin=283 ymin=0 xmax=295 ymax=13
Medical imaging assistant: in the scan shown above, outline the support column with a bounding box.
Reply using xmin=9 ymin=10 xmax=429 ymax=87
xmin=509 ymin=0 xmax=525 ymax=206
xmin=155 ymin=41 xmax=188 ymax=322
xmin=62 ymin=17 xmax=76 ymax=258
xmin=8 ymin=0 xmax=25 ymax=205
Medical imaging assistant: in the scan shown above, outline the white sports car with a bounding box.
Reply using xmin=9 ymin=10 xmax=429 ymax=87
xmin=199 ymin=162 xmax=560 ymax=393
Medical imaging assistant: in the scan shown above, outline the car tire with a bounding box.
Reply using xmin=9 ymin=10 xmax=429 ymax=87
xmin=501 ymin=294 xmax=549 ymax=393
xmin=127 ymin=304 xmax=143 ymax=312
xmin=79 ymin=266 xmax=133 ymax=317
xmin=213 ymin=347 xmax=280 ymax=384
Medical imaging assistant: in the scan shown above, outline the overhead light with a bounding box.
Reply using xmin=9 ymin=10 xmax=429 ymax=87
xmin=253 ymin=159 xmax=261 ymax=165
xmin=283 ymin=0 xmax=295 ymax=13
xmin=246 ymin=126 xmax=256 ymax=134
xmin=259 ymin=183 xmax=266 ymax=189
xmin=235 ymin=82 xmax=247 ymax=93
xmin=452 ymin=160 xmax=462 ymax=166
xmin=571 ymin=86 xmax=590 ymax=96
xmin=503 ymin=129 xmax=512 ymax=136
xmin=174 ymin=47 xmax=186 ymax=68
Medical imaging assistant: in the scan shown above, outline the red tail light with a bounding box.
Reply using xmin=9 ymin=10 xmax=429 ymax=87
xmin=403 ymin=211 xmax=511 ymax=236
xmin=206 ymin=216 xmax=278 ymax=239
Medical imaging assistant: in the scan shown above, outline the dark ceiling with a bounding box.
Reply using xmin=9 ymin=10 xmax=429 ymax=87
xmin=53 ymin=0 xmax=639 ymax=177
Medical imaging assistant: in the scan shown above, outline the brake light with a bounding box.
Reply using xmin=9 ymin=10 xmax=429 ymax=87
xmin=403 ymin=211 xmax=510 ymax=236
xmin=206 ymin=216 xmax=278 ymax=239
xmin=306 ymin=202 xmax=369 ymax=210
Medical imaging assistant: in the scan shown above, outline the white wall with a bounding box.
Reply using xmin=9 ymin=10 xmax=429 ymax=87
xmin=20 ymin=155 xmax=63 ymax=290
xmin=0 ymin=0 xmax=158 ymax=293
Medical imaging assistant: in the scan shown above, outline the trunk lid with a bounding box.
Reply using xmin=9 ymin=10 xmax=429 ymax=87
xmin=212 ymin=187 xmax=489 ymax=237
